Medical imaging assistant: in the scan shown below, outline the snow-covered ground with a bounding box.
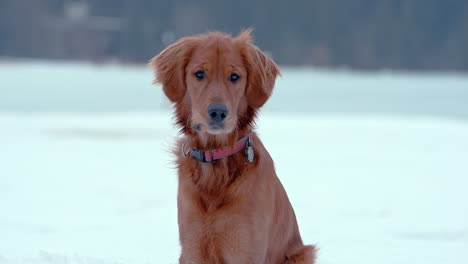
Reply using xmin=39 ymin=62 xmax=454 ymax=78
xmin=1 ymin=61 xmax=468 ymax=264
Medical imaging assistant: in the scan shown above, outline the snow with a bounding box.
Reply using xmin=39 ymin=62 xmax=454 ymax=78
xmin=1 ymin=61 xmax=468 ymax=263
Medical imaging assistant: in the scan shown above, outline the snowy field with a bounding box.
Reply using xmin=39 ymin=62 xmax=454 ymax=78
xmin=1 ymin=61 xmax=468 ymax=264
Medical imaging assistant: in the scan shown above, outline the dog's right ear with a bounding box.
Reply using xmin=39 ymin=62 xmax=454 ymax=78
xmin=149 ymin=37 xmax=197 ymax=102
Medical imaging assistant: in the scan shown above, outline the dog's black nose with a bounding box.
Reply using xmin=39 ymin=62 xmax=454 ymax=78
xmin=207 ymin=103 xmax=228 ymax=123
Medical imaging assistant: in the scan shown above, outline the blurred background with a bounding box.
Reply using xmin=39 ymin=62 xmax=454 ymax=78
xmin=2 ymin=0 xmax=468 ymax=70
xmin=1 ymin=1 xmax=468 ymax=264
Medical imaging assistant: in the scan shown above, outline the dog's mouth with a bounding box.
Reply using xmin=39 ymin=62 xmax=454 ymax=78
xmin=193 ymin=122 xmax=233 ymax=135
xmin=208 ymin=122 xmax=224 ymax=130
xmin=206 ymin=122 xmax=227 ymax=135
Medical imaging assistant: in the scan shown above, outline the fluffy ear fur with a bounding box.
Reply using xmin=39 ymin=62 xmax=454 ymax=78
xmin=149 ymin=37 xmax=197 ymax=102
xmin=237 ymin=29 xmax=280 ymax=108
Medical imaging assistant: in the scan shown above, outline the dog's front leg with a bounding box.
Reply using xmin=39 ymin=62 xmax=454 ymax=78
xmin=213 ymin=212 xmax=269 ymax=264
xmin=177 ymin=190 xmax=207 ymax=264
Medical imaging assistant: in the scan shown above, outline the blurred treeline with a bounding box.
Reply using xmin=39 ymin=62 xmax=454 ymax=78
xmin=1 ymin=0 xmax=467 ymax=71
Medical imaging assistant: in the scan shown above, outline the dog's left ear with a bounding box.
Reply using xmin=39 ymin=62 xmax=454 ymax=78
xmin=149 ymin=37 xmax=197 ymax=102
xmin=238 ymin=31 xmax=280 ymax=108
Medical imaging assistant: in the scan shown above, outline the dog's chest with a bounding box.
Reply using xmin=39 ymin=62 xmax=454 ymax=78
xmin=198 ymin=212 xmax=254 ymax=260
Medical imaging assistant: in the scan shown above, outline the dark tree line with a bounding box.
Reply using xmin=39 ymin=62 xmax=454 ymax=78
xmin=1 ymin=0 xmax=467 ymax=70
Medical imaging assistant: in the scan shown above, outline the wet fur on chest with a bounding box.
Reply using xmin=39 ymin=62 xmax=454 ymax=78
xmin=176 ymin=136 xmax=261 ymax=262
xmin=177 ymin=137 xmax=258 ymax=211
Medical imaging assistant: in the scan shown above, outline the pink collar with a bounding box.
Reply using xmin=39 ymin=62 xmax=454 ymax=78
xmin=183 ymin=132 xmax=254 ymax=163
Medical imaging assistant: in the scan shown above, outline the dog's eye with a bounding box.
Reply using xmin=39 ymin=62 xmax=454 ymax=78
xmin=229 ymin=73 xmax=240 ymax=83
xmin=194 ymin=70 xmax=205 ymax=80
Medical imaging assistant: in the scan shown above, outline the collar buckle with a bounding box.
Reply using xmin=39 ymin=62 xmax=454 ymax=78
xmin=190 ymin=148 xmax=207 ymax=163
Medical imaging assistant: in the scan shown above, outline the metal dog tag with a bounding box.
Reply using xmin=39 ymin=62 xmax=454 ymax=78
xmin=246 ymin=146 xmax=254 ymax=162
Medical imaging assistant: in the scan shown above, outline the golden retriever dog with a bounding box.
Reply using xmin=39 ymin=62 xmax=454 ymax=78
xmin=150 ymin=29 xmax=316 ymax=264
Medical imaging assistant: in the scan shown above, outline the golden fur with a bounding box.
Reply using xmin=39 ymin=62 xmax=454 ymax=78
xmin=150 ymin=30 xmax=316 ymax=264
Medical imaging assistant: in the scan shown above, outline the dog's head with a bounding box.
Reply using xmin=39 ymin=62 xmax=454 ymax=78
xmin=150 ymin=30 xmax=279 ymax=137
